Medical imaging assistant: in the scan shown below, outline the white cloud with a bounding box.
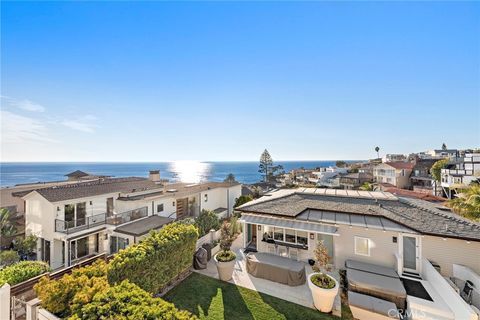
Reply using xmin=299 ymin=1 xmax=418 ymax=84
xmin=61 ymin=115 xmax=98 ymax=133
xmin=1 ymin=96 xmax=45 ymax=112
xmin=0 ymin=110 xmax=56 ymax=144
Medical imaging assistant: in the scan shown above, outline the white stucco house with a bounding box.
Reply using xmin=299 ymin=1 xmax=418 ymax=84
xmin=16 ymin=172 xmax=241 ymax=270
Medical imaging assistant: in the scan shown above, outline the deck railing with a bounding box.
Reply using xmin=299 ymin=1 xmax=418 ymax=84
xmin=55 ymin=206 xmax=149 ymax=234
xmin=106 ymin=207 xmax=148 ymax=225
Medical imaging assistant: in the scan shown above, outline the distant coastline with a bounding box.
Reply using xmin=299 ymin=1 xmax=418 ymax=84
xmin=0 ymin=161 xmax=362 ymax=187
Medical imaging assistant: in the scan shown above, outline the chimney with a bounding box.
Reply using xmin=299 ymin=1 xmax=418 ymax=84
xmin=149 ymin=170 xmax=160 ymax=182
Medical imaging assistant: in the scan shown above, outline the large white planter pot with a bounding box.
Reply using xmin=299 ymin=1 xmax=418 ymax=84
xmin=214 ymin=255 xmax=236 ymax=281
xmin=307 ymin=273 xmax=339 ymax=313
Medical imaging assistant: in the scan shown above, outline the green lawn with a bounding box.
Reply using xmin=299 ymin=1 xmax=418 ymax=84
xmin=164 ymin=272 xmax=346 ymax=320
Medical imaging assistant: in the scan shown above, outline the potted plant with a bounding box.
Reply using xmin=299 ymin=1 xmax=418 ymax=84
xmin=307 ymin=240 xmax=339 ymax=313
xmin=214 ymin=221 xmax=236 ymax=281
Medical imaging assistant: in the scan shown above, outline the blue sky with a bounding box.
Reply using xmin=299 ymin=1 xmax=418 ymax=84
xmin=1 ymin=1 xmax=479 ymax=162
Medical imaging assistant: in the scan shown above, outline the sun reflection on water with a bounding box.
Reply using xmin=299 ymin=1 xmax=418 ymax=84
xmin=169 ymin=161 xmax=211 ymax=183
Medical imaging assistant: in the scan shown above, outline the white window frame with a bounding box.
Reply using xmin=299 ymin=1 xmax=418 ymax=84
xmin=354 ymin=236 xmax=370 ymax=256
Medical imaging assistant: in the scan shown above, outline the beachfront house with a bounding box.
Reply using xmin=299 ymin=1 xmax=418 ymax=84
xmin=16 ymin=172 xmax=241 ymax=269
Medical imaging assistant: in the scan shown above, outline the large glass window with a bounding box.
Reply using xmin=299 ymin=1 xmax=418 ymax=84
xmin=110 ymin=236 xmax=129 ymax=254
xmin=297 ymin=231 xmax=308 ymax=245
xmin=76 ymin=202 xmax=86 ymax=226
xmin=273 ymin=227 xmax=284 ymax=241
xmin=76 ymin=237 xmax=88 ymax=258
xmin=285 ymin=229 xmax=296 ymax=243
xmin=65 ymin=204 xmax=75 ymax=227
xmin=71 ymin=237 xmax=90 ymax=261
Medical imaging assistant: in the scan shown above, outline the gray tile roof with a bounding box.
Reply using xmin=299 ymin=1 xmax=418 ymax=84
xmin=236 ymin=191 xmax=480 ymax=241
xmin=21 ymin=177 xmax=162 ymax=202
xmin=65 ymin=170 xmax=90 ymax=177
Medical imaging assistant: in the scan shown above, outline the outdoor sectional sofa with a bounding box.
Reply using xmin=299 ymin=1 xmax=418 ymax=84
xmin=346 ymin=259 xmax=407 ymax=318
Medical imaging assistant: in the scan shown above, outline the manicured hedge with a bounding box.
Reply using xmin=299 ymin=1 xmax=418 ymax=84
xmin=0 ymin=261 xmax=50 ymax=286
xmin=35 ymin=260 xmax=108 ymax=318
xmin=69 ymin=280 xmax=196 ymax=320
xmin=107 ymin=222 xmax=198 ymax=294
xmin=35 ymin=260 xmax=196 ymax=320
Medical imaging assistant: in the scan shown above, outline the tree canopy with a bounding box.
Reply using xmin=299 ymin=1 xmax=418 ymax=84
xmin=223 ymin=173 xmax=237 ymax=183
xmin=335 ymin=160 xmax=347 ymax=168
xmin=431 ymin=159 xmax=449 ymax=181
xmin=447 ymin=184 xmax=480 ymax=221
xmin=258 ymin=149 xmax=284 ymax=182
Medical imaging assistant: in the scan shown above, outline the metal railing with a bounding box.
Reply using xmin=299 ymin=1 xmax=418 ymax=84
xmin=55 ymin=213 xmax=106 ymax=234
xmin=55 ymin=206 xmax=148 ymax=234
xmin=106 ymin=206 xmax=148 ymax=225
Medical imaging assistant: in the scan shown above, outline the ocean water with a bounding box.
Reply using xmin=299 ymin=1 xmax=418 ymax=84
xmin=0 ymin=161 xmax=352 ymax=187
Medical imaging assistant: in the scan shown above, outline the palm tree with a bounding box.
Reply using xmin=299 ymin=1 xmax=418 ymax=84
xmin=224 ymin=173 xmax=237 ymax=183
xmin=0 ymin=208 xmax=16 ymax=249
xmin=375 ymin=146 xmax=380 ymax=159
xmin=447 ymin=184 xmax=480 ymax=221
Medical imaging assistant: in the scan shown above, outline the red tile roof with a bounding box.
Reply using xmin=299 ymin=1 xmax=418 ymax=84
xmin=385 ymin=161 xmax=415 ymax=170
xmin=383 ymin=187 xmax=446 ymax=203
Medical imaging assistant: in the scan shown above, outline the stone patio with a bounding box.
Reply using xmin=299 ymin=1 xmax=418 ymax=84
xmin=194 ymin=234 xmax=341 ymax=317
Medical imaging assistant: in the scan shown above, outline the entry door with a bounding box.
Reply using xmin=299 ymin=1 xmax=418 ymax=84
xmin=402 ymin=235 xmax=420 ymax=272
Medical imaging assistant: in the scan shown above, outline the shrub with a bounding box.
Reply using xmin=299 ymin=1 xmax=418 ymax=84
xmin=312 ymin=240 xmax=332 ymax=273
xmin=0 ymin=250 xmax=20 ymax=266
xmin=229 ymin=216 xmax=241 ymax=235
xmin=34 ymin=260 xmax=196 ymax=320
xmin=69 ymin=280 xmax=196 ymax=320
xmin=34 ymin=259 xmax=108 ymax=318
xmin=219 ymin=220 xmax=235 ymax=252
xmin=215 ymin=220 xmax=236 ymax=262
xmin=0 ymin=261 xmax=50 ymax=286
xmin=310 ymin=273 xmax=336 ymax=289
xmin=234 ymin=195 xmax=253 ymax=208
xmin=108 ymin=222 xmax=198 ymax=294
xmin=215 ymin=250 xmax=236 ymax=262
xmin=14 ymin=234 xmax=38 ymax=258
xmin=194 ymin=210 xmax=220 ymax=237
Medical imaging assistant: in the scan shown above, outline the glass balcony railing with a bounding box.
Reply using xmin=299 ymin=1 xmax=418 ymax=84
xmin=55 ymin=206 xmax=148 ymax=234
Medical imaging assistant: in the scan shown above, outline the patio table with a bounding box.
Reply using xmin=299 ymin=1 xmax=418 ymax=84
xmin=246 ymin=252 xmax=306 ymax=286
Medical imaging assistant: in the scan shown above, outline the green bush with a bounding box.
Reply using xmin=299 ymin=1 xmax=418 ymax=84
xmin=234 ymin=195 xmax=253 ymax=208
xmin=34 ymin=260 xmax=196 ymax=320
xmin=194 ymin=209 xmax=220 ymax=237
xmin=34 ymin=259 xmax=108 ymax=318
xmin=108 ymin=222 xmax=198 ymax=294
xmin=215 ymin=250 xmax=236 ymax=262
xmin=0 ymin=250 xmax=20 ymax=266
xmin=0 ymin=261 xmax=50 ymax=286
xmin=69 ymin=280 xmax=196 ymax=320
